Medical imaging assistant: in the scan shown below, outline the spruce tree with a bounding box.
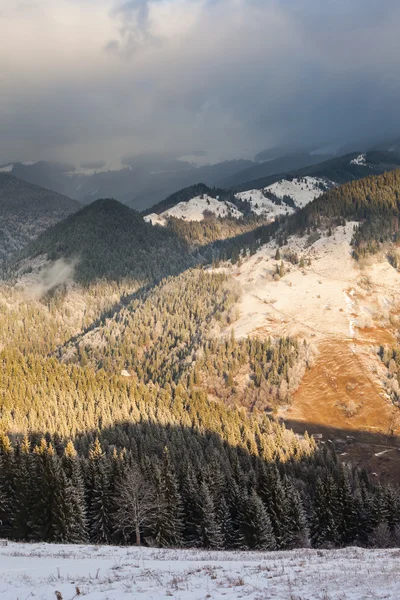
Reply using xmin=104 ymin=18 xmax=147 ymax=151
xmin=88 ymin=439 xmax=112 ymax=544
xmin=149 ymin=448 xmax=183 ymax=547
xmin=196 ymin=481 xmax=223 ymax=549
xmin=239 ymin=490 xmax=276 ymax=550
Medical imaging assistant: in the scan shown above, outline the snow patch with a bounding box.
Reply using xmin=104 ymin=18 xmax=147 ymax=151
xmin=236 ymin=176 xmax=334 ymax=215
xmin=236 ymin=188 xmax=294 ymax=218
xmin=145 ymin=195 xmax=243 ymax=225
xmin=350 ymin=154 xmax=367 ymax=166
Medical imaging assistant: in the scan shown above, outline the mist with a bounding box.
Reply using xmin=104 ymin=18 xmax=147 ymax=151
xmin=26 ymin=258 xmax=78 ymax=299
xmin=1 ymin=0 xmax=400 ymax=165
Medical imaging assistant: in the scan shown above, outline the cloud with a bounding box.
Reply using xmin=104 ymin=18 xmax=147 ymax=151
xmin=24 ymin=258 xmax=78 ymax=299
xmin=1 ymin=0 xmax=400 ymax=164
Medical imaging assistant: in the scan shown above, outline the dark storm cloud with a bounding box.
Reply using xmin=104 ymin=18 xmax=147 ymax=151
xmin=1 ymin=0 xmax=400 ymax=164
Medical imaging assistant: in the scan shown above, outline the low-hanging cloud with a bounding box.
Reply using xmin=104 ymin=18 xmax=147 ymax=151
xmin=1 ymin=0 xmax=400 ymax=165
xmin=26 ymin=258 xmax=78 ymax=300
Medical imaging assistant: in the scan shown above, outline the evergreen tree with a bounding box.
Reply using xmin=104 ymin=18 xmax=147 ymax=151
xmin=196 ymin=481 xmax=223 ymax=549
xmin=149 ymin=448 xmax=183 ymax=547
xmin=239 ymin=490 xmax=276 ymax=550
xmin=88 ymin=439 xmax=112 ymax=544
xmin=311 ymin=475 xmax=340 ymax=548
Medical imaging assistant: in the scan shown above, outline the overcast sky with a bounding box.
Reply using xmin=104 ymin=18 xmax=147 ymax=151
xmin=1 ymin=0 xmax=400 ymax=165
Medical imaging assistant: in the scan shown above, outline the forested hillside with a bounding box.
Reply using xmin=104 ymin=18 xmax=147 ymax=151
xmin=142 ymin=183 xmax=245 ymax=216
xmin=7 ymin=198 xmax=193 ymax=284
xmin=232 ymin=151 xmax=400 ymax=194
xmin=1 ymin=171 xmax=400 ymax=551
xmin=0 ymin=173 xmax=80 ymax=260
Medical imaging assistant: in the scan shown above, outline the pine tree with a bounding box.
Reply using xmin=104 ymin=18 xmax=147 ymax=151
xmin=196 ymin=481 xmax=223 ymax=549
xmin=239 ymin=490 xmax=276 ymax=550
xmin=88 ymin=439 xmax=112 ymax=544
xmin=217 ymin=495 xmax=234 ymax=550
xmin=149 ymin=448 xmax=183 ymax=547
xmin=0 ymin=434 xmax=15 ymax=539
xmin=311 ymin=475 xmax=340 ymax=548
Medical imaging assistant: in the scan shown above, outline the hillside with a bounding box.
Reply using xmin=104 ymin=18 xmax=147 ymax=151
xmin=233 ymin=151 xmax=400 ymax=194
xmin=6 ymin=198 xmax=193 ymax=284
xmin=143 ymin=178 xmax=327 ymax=230
xmin=218 ymin=152 xmax=325 ymax=188
xmin=209 ymin=170 xmax=400 ymax=482
xmin=1 ymin=171 xmax=400 ymax=553
xmin=0 ymin=173 xmax=80 ymax=260
xmin=0 ymin=158 xmax=255 ymax=210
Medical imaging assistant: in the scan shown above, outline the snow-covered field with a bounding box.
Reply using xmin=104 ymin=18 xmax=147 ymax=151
xmin=1 ymin=542 xmax=400 ymax=600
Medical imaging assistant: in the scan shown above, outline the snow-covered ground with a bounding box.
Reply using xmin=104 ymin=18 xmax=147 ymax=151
xmin=144 ymin=177 xmax=334 ymax=226
xmin=216 ymin=221 xmax=400 ymax=343
xmin=235 ymin=188 xmax=294 ymax=218
xmin=1 ymin=542 xmax=400 ymax=600
xmin=236 ymin=176 xmax=334 ymax=215
xmin=350 ymin=154 xmax=367 ymax=166
xmin=144 ymin=195 xmax=243 ymax=225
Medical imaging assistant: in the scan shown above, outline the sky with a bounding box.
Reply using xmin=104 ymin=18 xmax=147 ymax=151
xmin=1 ymin=0 xmax=400 ymax=165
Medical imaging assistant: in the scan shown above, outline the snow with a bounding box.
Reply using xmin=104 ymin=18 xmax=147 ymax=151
xmin=144 ymin=212 xmax=167 ymax=226
xmin=145 ymin=177 xmax=334 ymax=227
xmin=266 ymin=176 xmax=333 ymax=208
xmin=1 ymin=542 xmax=400 ymax=599
xmin=236 ymin=177 xmax=334 ymax=215
xmin=215 ymin=221 xmax=400 ymax=344
xmin=144 ymin=195 xmax=243 ymax=226
xmin=0 ymin=164 xmax=14 ymax=173
xmin=350 ymin=154 xmax=367 ymax=166
xmin=235 ymin=189 xmax=294 ymax=218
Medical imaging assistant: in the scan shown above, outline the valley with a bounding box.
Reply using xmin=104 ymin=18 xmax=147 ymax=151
xmin=1 ymin=159 xmax=400 ymax=552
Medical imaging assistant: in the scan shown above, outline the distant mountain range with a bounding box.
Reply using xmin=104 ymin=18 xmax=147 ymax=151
xmin=232 ymin=150 xmax=400 ymax=193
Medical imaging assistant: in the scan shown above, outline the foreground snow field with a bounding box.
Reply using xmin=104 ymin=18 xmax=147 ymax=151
xmin=1 ymin=543 xmax=400 ymax=600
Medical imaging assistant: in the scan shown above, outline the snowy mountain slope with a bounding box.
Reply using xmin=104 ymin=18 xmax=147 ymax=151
xmin=266 ymin=176 xmax=334 ymax=207
xmin=2 ymin=542 xmax=400 ymax=600
xmin=144 ymin=176 xmax=333 ymax=226
xmin=236 ymin=176 xmax=334 ymax=215
xmin=144 ymin=194 xmax=243 ymax=225
xmin=235 ymin=188 xmax=295 ymax=217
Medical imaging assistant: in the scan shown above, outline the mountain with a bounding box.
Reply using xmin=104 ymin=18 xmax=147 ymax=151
xmin=142 ymin=183 xmax=251 ymax=225
xmin=233 ymin=150 xmax=400 ymax=193
xmin=0 ymin=157 xmax=255 ymax=211
xmin=0 ymin=173 xmax=80 ymax=260
xmin=7 ymin=198 xmax=193 ymax=284
xmin=1 ymin=169 xmax=400 ymax=552
xmin=143 ymin=177 xmax=334 ymax=228
xmin=217 ymin=152 xmax=326 ymax=188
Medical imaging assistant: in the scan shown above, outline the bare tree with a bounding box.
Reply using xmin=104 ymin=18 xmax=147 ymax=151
xmin=114 ymin=465 xmax=157 ymax=546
